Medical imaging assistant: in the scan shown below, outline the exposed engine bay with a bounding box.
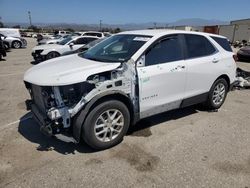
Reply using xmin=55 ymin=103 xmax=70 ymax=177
xmin=24 ymin=61 xmax=138 ymax=140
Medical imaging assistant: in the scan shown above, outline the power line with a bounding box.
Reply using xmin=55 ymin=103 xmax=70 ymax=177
xmin=99 ymin=20 xmax=102 ymax=31
xmin=28 ymin=11 xmax=32 ymax=26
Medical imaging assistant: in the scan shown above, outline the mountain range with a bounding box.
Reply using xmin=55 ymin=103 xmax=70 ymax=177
xmin=4 ymin=18 xmax=229 ymax=31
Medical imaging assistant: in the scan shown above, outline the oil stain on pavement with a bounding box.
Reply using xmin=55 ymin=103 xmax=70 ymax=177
xmin=111 ymin=144 xmax=160 ymax=172
xmin=212 ymin=157 xmax=250 ymax=175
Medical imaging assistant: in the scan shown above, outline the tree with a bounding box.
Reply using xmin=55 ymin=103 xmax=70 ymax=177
xmin=13 ymin=25 xmax=21 ymax=29
xmin=28 ymin=25 xmax=41 ymax=32
xmin=0 ymin=22 xmax=4 ymax=28
xmin=65 ymin=28 xmax=74 ymax=32
xmin=113 ymin=28 xmax=121 ymax=33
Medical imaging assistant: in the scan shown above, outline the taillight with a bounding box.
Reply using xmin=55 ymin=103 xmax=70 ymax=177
xmin=233 ymin=54 xmax=238 ymax=62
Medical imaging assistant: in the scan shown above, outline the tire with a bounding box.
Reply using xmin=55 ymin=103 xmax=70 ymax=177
xmin=12 ymin=41 xmax=21 ymax=49
xmin=46 ymin=51 xmax=60 ymax=60
xmin=205 ymin=78 xmax=228 ymax=110
xmin=82 ymin=100 xmax=130 ymax=150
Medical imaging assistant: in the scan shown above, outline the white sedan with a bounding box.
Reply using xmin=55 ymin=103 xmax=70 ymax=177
xmin=32 ymin=36 xmax=98 ymax=62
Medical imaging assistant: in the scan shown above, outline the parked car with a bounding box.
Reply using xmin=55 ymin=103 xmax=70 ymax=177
xmin=38 ymin=34 xmax=80 ymax=45
xmin=38 ymin=35 xmax=66 ymax=45
xmin=4 ymin=35 xmax=27 ymax=48
xmin=24 ymin=30 xmax=236 ymax=150
xmin=81 ymin=31 xmax=105 ymax=38
xmin=62 ymin=37 xmax=106 ymax=56
xmin=0 ymin=37 xmax=7 ymax=60
xmin=32 ymin=36 xmax=98 ymax=62
xmin=0 ymin=28 xmax=27 ymax=48
xmin=0 ymin=34 xmax=11 ymax=50
xmin=54 ymin=30 xmax=71 ymax=36
xmin=237 ymin=46 xmax=250 ymax=62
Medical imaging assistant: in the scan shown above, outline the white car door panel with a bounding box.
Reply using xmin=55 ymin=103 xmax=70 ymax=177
xmin=184 ymin=55 xmax=221 ymax=98
xmin=183 ymin=34 xmax=224 ymax=99
xmin=138 ymin=60 xmax=187 ymax=118
xmin=137 ymin=34 xmax=187 ymax=118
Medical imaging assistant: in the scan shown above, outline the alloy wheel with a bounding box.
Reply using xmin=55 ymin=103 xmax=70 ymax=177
xmin=212 ymin=83 xmax=226 ymax=106
xmin=94 ymin=109 xmax=124 ymax=142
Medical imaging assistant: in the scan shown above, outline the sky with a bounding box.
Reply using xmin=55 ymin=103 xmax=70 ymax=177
xmin=0 ymin=0 xmax=249 ymax=24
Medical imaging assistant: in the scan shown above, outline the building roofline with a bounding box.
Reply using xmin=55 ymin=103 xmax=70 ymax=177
xmin=231 ymin=18 xmax=250 ymax=23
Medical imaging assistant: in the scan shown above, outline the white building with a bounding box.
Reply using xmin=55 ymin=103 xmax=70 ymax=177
xmin=219 ymin=19 xmax=250 ymax=42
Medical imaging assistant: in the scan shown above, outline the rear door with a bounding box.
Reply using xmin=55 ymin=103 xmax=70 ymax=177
xmin=183 ymin=34 xmax=221 ymax=99
xmin=137 ymin=34 xmax=187 ymax=118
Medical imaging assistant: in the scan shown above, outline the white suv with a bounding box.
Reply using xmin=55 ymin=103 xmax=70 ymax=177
xmin=32 ymin=36 xmax=98 ymax=62
xmin=24 ymin=30 xmax=236 ymax=150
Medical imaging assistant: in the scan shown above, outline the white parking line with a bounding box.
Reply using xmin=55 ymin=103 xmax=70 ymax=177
xmin=0 ymin=115 xmax=32 ymax=131
xmin=0 ymin=72 xmax=24 ymax=77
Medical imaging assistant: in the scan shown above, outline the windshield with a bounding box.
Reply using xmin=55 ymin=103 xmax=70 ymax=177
xmin=80 ymin=34 xmax=151 ymax=62
xmin=58 ymin=36 xmax=73 ymax=45
xmin=85 ymin=38 xmax=105 ymax=48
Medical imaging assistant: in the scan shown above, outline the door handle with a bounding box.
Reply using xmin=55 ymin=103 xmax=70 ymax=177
xmin=212 ymin=58 xmax=219 ymax=63
xmin=171 ymin=65 xmax=185 ymax=72
xmin=176 ymin=65 xmax=185 ymax=69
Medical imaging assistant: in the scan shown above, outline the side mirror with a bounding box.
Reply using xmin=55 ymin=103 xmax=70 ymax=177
xmin=69 ymin=42 xmax=74 ymax=47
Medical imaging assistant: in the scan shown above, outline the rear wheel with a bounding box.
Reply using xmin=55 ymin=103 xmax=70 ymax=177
xmin=46 ymin=51 xmax=60 ymax=60
xmin=12 ymin=41 xmax=21 ymax=49
xmin=82 ymin=100 xmax=130 ymax=150
xmin=205 ymin=78 xmax=228 ymax=110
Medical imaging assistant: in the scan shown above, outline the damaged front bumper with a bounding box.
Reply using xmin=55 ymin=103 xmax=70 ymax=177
xmin=31 ymin=52 xmax=46 ymax=62
xmin=27 ymin=101 xmax=78 ymax=143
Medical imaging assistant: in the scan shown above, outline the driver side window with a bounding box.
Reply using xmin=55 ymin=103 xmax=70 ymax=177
xmin=145 ymin=35 xmax=183 ymax=66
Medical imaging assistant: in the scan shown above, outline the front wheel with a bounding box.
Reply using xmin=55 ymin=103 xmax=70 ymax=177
xmin=205 ymin=78 xmax=228 ymax=110
xmin=82 ymin=100 xmax=130 ymax=150
xmin=46 ymin=51 xmax=60 ymax=60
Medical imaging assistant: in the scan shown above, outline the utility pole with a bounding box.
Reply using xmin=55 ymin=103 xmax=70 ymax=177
xmin=28 ymin=11 xmax=32 ymax=26
xmin=99 ymin=20 xmax=102 ymax=31
xmin=154 ymin=22 xmax=157 ymax=29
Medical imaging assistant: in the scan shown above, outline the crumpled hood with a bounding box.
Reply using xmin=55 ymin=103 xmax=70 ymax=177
xmin=24 ymin=54 xmax=121 ymax=86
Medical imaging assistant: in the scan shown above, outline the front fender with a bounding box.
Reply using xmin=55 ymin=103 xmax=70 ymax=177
xmin=72 ymin=90 xmax=131 ymax=143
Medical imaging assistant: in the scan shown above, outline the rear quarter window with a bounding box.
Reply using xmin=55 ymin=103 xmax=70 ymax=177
xmin=211 ymin=36 xmax=232 ymax=52
xmin=184 ymin=34 xmax=216 ymax=59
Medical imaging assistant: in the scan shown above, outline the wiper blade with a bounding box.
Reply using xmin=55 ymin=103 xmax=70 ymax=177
xmin=85 ymin=57 xmax=103 ymax=62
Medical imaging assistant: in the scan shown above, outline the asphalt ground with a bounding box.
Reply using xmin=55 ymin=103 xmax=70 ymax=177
xmin=0 ymin=38 xmax=250 ymax=188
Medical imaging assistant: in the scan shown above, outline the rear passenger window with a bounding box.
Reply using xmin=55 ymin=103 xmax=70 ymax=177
xmin=75 ymin=38 xmax=87 ymax=44
xmin=86 ymin=37 xmax=97 ymax=43
xmin=211 ymin=36 xmax=232 ymax=52
xmin=184 ymin=34 xmax=216 ymax=59
xmin=145 ymin=35 xmax=183 ymax=66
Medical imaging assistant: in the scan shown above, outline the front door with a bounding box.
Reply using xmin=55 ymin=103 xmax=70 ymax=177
xmin=137 ymin=34 xmax=187 ymax=118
